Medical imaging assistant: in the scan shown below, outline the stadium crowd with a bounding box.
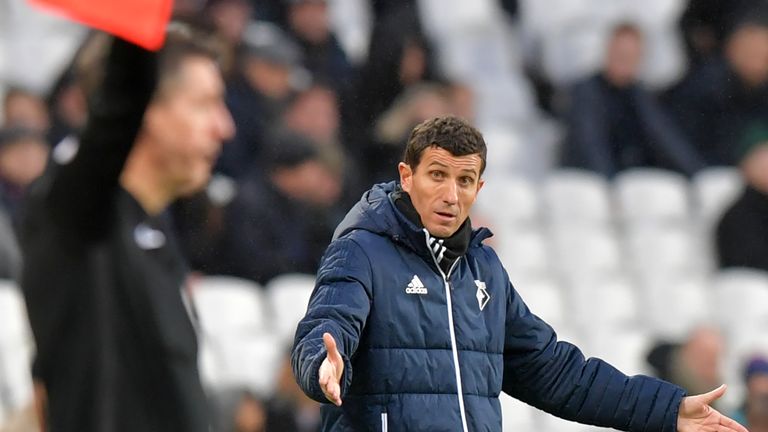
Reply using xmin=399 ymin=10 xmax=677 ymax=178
xmin=2 ymin=0 xmax=768 ymax=431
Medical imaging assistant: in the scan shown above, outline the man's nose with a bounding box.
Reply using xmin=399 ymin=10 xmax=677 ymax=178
xmin=442 ymin=181 xmax=458 ymax=205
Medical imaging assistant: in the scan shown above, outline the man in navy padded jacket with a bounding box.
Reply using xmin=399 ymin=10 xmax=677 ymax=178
xmin=292 ymin=116 xmax=747 ymax=432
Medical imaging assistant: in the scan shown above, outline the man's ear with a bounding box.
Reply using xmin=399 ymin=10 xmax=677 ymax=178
xmin=398 ymin=162 xmax=413 ymax=192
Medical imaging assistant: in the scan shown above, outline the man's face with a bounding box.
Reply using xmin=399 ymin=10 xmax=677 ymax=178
xmin=0 ymin=137 xmax=49 ymax=187
xmin=284 ymin=87 xmax=339 ymax=144
xmin=288 ymin=1 xmax=330 ymax=45
xmin=399 ymin=146 xmax=484 ymax=238
xmin=727 ymin=25 xmax=768 ymax=88
xmin=742 ymin=144 xmax=768 ymax=194
xmin=604 ymin=31 xmax=643 ymax=87
xmin=143 ymin=56 xmax=235 ymax=196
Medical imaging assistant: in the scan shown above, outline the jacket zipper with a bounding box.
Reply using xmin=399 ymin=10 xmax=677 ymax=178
xmin=424 ymin=229 xmax=469 ymax=432
xmin=381 ymin=412 xmax=388 ymax=432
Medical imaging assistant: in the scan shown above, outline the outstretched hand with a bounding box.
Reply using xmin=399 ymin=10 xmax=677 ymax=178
xmin=318 ymin=332 xmax=344 ymax=406
xmin=677 ymin=385 xmax=749 ymax=432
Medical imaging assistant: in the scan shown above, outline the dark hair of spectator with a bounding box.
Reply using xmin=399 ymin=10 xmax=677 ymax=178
xmin=403 ymin=116 xmax=487 ymax=175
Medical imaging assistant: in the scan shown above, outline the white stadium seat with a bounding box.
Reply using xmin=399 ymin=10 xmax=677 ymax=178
xmin=543 ymin=169 xmax=613 ymax=227
xmin=499 ymin=392 xmax=538 ymax=432
xmin=565 ymin=276 xmax=638 ymax=331
xmin=624 ymin=225 xmax=704 ymax=279
xmin=200 ymin=333 xmax=284 ymax=397
xmin=265 ymin=273 xmax=317 ymax=345
xmin=0 ymin=281 xmax=34 ymax=414
xmin=640 ymin=275 xmax=711 ymax=340
xmin=192 ymin=276 xmax=267 ymax=338
xmin=495 ymin=228 xmax=551 ymax=282
xmin=614 ymin=168 xmax=691 ymax=227
xmin=513 ymin=277 xmax=567 ymax=329
xmin=692 ymin=167 xmax=743 ymax=228
xmin=474 ymin=174 xmax=540 ymax=232
xmin=712 ymin=269 xmax=768 ymax=334
xmin=551 ymin=226 xmax=624 ymax=280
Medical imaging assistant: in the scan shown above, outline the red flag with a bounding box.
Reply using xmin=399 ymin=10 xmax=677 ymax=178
xmin=28 ymin=0 xmax=173 ymax=51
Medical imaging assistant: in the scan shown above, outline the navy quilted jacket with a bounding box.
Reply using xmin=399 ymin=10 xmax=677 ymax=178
xmin=292 ymin=182 xmax=686 ymax=431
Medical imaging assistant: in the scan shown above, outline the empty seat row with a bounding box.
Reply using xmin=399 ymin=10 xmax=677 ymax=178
xmin=474 ymin=167 xmax=744 ymax=232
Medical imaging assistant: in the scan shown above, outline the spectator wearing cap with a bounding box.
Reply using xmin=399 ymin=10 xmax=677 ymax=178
xmin=667 ymin=12 xmax=768 ymax=165
xmin=217 ymin=21 xmax=308 ymax=179
xmin=732 ymin=357 xmax=768 ymax=431
xmin=561 ymin=22 xmax=706 ymax=178
xmin=285 ymin=0 xmax=352 ymax=96
xmin=218 ymin=130 xmax=342 ymax=284
xmin=717 ymin=122 xmax=768 ymax=271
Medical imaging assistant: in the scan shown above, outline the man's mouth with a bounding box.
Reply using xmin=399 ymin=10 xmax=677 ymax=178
xmin=435 ymin=211 xmax=456 ymax=221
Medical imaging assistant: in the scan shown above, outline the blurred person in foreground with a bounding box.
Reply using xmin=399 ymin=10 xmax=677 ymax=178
xmin=562 ymin=22 xmax=706 ymax=178
xmin=717 ymin=122 xmax=768 ymax=271
xmin=291 ymin=115 xmax=746 ymax=431
xmin=20 ymin=23 xmax=234 ymax=432
xmin=733 ymin=356 xmax=768 ymax=431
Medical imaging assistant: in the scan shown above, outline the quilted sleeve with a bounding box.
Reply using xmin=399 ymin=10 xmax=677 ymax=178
xmin=291 ymin=236 xmax=373 ymax=404
xmin=501 ymin=275 xmax=686 ymax=431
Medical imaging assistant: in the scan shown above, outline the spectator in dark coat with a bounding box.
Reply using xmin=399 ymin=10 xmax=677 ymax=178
xmin=679 ymin=0 xmax=768 ymax=66
xmin=342 ymin=7 xmax=439 ymax=174
xmin=562 ymin=23 xmax=706 ymax=178
xmin=286 ymin=0 xmax=353 ymax=96
xmin=668 ymin=15 xmax=768 ymax=166
xmin=219 ymin=131 xmax=342 ymax=284
xmin=717 ymin=123 xmax=768 ymax=271
xmin=217 ymin=21 xmax=307 ymax=179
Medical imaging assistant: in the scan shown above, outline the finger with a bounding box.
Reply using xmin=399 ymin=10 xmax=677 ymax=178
xmin=699 ymin=384 xmax=727 ymax=406
xmin=325 ymin=381 xmax=342 ymax=406
xmin=323 ymin=332 xmax=339 ymax=358
xmin=719 ymin=414 xmax=749 ymax=432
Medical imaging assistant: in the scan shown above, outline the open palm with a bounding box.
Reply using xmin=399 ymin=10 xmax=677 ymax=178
xmin=678 ymin=385 xmax=749 ymax=432
xmin=318 ymin=332 xmax=344 ymax=406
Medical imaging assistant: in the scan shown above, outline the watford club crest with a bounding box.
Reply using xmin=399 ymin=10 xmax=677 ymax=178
xmin=475 ymin=280 xmax=490 ymax=311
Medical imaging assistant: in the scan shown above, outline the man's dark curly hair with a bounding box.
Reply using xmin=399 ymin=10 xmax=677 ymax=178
xmin=403 ymin=116 xmax=487 ymax=175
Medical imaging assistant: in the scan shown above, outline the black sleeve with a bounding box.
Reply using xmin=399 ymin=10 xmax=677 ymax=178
xmin=45 ymin=37 xmax=157 ymax=238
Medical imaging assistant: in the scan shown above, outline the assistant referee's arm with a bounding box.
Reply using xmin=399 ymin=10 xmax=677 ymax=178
xmin=45 ymin=38 xmax=157 ymax=238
